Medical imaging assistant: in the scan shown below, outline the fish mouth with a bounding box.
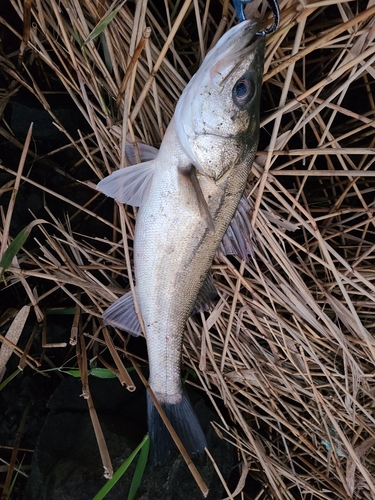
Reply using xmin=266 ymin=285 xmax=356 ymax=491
xmin=208 ymin=20 xmax=263 ymax=88
xmin=221 ymin=19 xmax=261 ymax=56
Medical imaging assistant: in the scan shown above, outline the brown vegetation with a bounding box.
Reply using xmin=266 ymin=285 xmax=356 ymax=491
xmin=1 ymin=0 xmax=375 ymax=498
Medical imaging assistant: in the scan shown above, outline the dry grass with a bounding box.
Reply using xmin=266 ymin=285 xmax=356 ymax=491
xmin=1 ymin=0 xmax=375 ymax=498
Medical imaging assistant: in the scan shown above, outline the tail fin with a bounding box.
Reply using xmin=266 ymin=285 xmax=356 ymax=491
xmin=147 ymin=391 xmax=207 ymax=464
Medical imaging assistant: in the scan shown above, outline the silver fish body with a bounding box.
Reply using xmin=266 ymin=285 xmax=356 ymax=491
xmin=97 ymin=19 xmax=265 ymax=462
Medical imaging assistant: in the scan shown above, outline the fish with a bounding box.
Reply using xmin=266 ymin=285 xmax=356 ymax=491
xmin=97 ymin=18 xmax=265 ymax=463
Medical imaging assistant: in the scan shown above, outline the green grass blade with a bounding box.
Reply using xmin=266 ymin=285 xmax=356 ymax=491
xmin=182 ymin=368 xmax=197 ymax=384
xmin=127 ymin=434 xmax=150 ymax=500
xmin=84 ymin=1 xmax=126 ymax=45
xmin=0 ymin=219 xmax=48 ymax=279
xmin=92 ymin=434 xmax=149 ymax=500
xmin=46 ymin=308 xmax=82 ymax=315
xmin=0 ymin=369 xmax=21 ymax=391
xmin=101 ymin=32 xmax=113 ymax=74
xmin=89 ymin=368 xmax=117 ymax=379
xmin=65 ymin=369 xmax=82 ymax=378
xmin=63 ymin=368 xmax=116 ymax=378
xmin=0 ymin=227 xmax=29 ymax=279
xmin=5 ymin=454 xmax=25 ymax=500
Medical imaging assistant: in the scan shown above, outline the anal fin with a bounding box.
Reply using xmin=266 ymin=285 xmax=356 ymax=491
xmin=103 ymin=291 xmax=142 ymax=336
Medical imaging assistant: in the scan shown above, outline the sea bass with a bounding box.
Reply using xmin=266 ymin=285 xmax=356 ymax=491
xmin=97 ymin=19 xmax=265 ymax=463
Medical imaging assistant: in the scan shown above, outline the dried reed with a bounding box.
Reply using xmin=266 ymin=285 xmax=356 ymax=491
xmin=1 ymin=0 xmax=375 ymax=497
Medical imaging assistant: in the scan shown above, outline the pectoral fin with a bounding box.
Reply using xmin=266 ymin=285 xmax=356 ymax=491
xmin=97 ymin=160 xmax=155 ymax=207
xmin=218 ymin=195 xmax=253 ymax=260
xmin=102 ymin=291 xmax=142 ymax=336
xmin=178 ymin=164 xmax=215 ymax=232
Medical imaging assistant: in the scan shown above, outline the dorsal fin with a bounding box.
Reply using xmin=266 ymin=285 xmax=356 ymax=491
xmin=97 ymin=160 xmax=155 ymax=207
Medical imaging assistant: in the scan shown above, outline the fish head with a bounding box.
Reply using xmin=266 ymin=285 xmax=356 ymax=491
xmin=174 ymin=19 xmax=265 ymax=180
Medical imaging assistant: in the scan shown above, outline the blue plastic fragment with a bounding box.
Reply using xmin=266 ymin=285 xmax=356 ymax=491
xmin=321 ymin=440 xmax=346 ymax=458
xmin=232 ymin=0 xmax=280 ymax=36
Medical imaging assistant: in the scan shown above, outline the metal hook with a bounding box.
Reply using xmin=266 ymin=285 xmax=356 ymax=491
xmin=232 ymin=0 xmax=280 ymax=35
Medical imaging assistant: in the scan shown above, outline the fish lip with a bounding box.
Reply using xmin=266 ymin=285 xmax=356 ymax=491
xmin=230 ymin=24 xmax=263 ymax=59
xmin=226 ymin=19 xmax=262 ymax=53
xmin=206 ymin=19 xmax=261 ymax=72
xmin=210 ymin=22 xmax=264 ymax=87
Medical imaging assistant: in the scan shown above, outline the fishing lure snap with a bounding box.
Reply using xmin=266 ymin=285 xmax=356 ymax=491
xmin=232 ymin=0 xmax=280 ymax=35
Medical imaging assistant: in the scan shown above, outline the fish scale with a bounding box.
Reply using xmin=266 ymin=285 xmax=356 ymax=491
xmin=97 ymin=18 xmax=265 ymax=463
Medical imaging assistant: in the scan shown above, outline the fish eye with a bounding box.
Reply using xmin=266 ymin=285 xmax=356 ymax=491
xmin=232 ymin=77 xmax=254 ymax=107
